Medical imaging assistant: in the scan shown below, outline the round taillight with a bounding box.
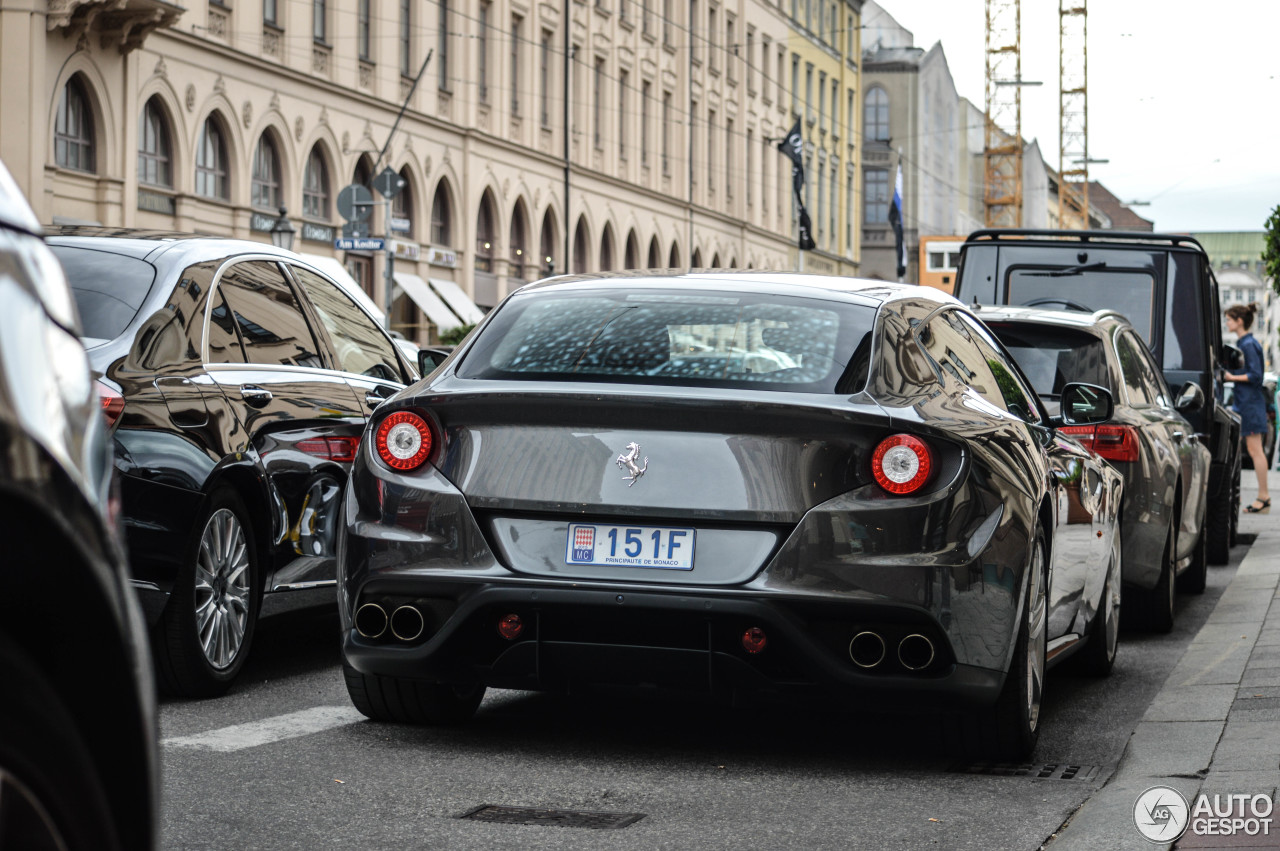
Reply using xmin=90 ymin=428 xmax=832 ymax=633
xmin=872 ymin=434 xmax=932 ymax=495
xmin=497 ymin=613 xmax=524 ymax=640
xmin=741 ymin=626 xmax=768 ymax=654
xmin=375 ymin=411 xmax=434 ymax=471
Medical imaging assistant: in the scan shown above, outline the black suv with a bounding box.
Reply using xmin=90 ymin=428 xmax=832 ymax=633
xmin=50 ymin=228 xmax=417 ymax=697
xmin=955 ymin=229 xmax=1241 ymax=563
xmin=0 ymin=169 xmax=157 ymax=849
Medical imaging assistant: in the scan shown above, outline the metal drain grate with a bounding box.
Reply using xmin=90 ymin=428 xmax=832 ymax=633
xmin=459 ymin=805 xmax=646 ymax=829
xmin=949 ymin=762 xmax=1100 ymax=781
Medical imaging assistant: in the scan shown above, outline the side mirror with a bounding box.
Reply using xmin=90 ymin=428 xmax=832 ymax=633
xmin=1175 ymin=381 xmax=1206 ymax=413
xmin=1222 ymin=344 xmax=1244 ymax=371
xmin=417 ymin=348 xmax=451 ymax=375
xmin=1060 ymin=382 xmax=1113 ymax=426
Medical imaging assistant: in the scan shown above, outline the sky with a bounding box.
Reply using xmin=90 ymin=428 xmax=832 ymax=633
xmin=875 ymin=0 xmax=1280 ymax=233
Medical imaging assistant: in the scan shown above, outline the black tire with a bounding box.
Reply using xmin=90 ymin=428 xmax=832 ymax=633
xmin=1131 ymin=521 xmax=1176 ymax=633
xmin=1177 ymin=507 xmax=1208 ymax=595
xmin=1229 ymin=448 xmax=1242 ymax=547
xmin=344 ymin=665 xmax=485 ymax=724
xmin=948 ymin=525 xmax=1046 ymax=761
xmin=1075 ymin=532 xmax=1121 ymax=677
xmin=1207 ymin=473 xmax=1233 ymax=566
xmin=0 ymin=638 xmax=123 ymax=851
xmin=154 ymin=488 xmax=260 ymax=698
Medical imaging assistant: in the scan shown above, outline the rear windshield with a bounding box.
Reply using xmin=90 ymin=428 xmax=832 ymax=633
xmin=457 ymin=288 xmax=875 ymax=393
xmin=986 ymin=322 xmax=1111 ymax=408
xmin=1005 ymin=268 xmax=1156 ymax=343
xmin=53 ymin=245 xmax=157 ymax=344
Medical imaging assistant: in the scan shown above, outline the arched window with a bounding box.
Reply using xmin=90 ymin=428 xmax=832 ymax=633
xmin=668 ymin=242 xmax=680 ymax=267
xmin=353 ymin=155 xmax=373 ymax=190
xmin=509 ymin=202 xmax=528 ymax=281
xmin=195 ymin=116 xmax=229 ymax=200
xmin=539 ymin=210 xmax=557 ymax=275
xmin=573 ymin=216 xmax=589 ymax=273
xmin=303 ymin=147 xmax=330 ymax=219
xmin=711 ymin=252 xmax=721 ymax=267
xmin=474 ymin=193 xmax=495 ymax=272
xmin=624 ymin=230 xmax=639 ymax=269
xmin=647 ymin=236 xmax=661 ymax=269
xmin=55 ymin=76 xmax=95 ymax=172
xmin=599 ymin=224 xmax=614 ymax=271
xmin=728 ymin=256 xmax=737 ymax=269
xmin=430 ymin=182 xmax=452 ymax=246
xmin=391 ymin=168 xmax=413 ymax=235
xmin=138 ymin=98 xmax=171 ymax=188
xmin=252 ymin=134 xmax=282 ymax=209
xmin=865 ymin=87 xmax=889 ymax=142
xmin=692 ymin=248 xmax=703 ymax=267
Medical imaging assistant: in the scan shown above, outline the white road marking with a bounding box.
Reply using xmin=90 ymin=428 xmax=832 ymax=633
xmin=162 ymin=706 xmax=365 ymax=752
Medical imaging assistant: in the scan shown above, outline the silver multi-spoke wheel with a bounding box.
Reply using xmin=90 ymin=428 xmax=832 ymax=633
xmin=1025 ymin=537 xmax=1047 ymax=734
xmin=194 ymin=508 xmax=251 ymax=670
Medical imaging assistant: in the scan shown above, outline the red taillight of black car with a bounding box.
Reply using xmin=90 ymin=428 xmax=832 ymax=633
xmin=1059 ymin=424 xmax=1140 ymax=463
xmin=374 ymin=411 xmax=435 ymax=471
xmin=872 ymin=434 xmax=933 ymax=495
xmin=96 ymin=380 xmax=125 ymax=429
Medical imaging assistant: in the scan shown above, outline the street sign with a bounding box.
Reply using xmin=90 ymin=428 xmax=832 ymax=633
xmin=334 ymin=237 xmax=385 ymax=251
xmin=337 ymin=183 xmax=374 ymax=221
xmin=373 ymin=166 xmax=405 ymax=200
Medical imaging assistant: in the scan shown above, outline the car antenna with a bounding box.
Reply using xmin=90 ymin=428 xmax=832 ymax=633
xmin=971 ymin=295 xmax=981 ymax=311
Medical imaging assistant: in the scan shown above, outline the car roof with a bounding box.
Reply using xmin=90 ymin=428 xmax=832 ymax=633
xmin=974 ymin=304 xmax=1130 ymax=333
xmin=514 ymin=270 xmax=962 ymax=308
xmin=962 ymin=228 xmax=1210 ymax=256
xmin=45 ymin=227 xmax=304 ymax=265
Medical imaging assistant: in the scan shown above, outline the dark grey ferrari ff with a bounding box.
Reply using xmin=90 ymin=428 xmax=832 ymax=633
xmin=338 ymin=273 xmax=1124 ymax=759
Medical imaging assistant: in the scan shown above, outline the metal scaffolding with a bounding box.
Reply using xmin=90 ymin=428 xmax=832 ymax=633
xmin=1058 ymin=1 xmax=1089 ymax=229
xmin=984 ymin=0 xmax=1023 ymax=228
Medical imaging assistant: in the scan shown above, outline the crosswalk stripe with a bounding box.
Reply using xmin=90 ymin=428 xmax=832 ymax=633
xmin=162 ymin=705 xmax=365 ymax=752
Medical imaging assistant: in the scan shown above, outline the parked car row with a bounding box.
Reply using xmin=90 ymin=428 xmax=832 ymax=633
xmin=2 ymin=162 xmax=1245 ymax=850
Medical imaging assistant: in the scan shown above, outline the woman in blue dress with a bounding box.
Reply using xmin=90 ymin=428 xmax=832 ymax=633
xmin=1224 ymin=302 xmax=1271 ymax=512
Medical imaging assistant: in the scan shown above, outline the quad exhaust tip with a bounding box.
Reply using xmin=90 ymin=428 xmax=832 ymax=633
xmin=898 ymin=634 xmax=936 ymax=671
xmin=849 ymin=631 xmax=886 ymax=668
xmin=355 ymin=603 xmax=388 ymax=639
xmin=390 ymin=605 xmax=426 ymax=642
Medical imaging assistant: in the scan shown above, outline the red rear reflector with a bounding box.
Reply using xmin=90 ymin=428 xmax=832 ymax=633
xmin=497 ymin=613 xmax=524 ymax=640
xmin=872 ymin=434 xmax=932 ymax=494
xmin=295 ymin=436 xmax=360 ymax=463
xmin=375 ymin=411 xmax=434 ymax=471
xmin=1059 ymin=425 xmax=1139 ymax=463
xmin=742 ymin=626 xmax=768 ymax=654
xmin=96 ymin=381 xmax=125 ymax=428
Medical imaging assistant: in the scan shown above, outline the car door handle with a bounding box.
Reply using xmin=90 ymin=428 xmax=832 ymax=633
xmin=240 ymin=385 xmax=273 ymax=408
xmin=365 ymin=392 xmax=386 ymax=408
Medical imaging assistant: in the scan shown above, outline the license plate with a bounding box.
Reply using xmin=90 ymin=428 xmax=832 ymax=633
xmin=565 ymin=523 xmax=695 ymax=570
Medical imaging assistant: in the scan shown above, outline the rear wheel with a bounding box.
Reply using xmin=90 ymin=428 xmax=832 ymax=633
xmin=154 ymin=488 xmax=260 ymax=698
xmin=344 ymin=665 xmax=485 ymax=724
xmin=1207 ymin=473 xmax=1233 ymax=566
xmin=949 ymin=525 xmax=1046 ymax=761
xmin=0 ymin=638 xmax=122 ymax=851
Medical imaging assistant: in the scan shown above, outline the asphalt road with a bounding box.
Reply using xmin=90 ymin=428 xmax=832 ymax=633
xmin=158 ymin=536 xmax=1252 ymax=851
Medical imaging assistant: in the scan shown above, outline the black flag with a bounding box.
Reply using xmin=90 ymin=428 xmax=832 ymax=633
xmin=889 ymin=163 xmax=907 ymax=279
xmin=777 ymin=118 xmax=816 ymax=251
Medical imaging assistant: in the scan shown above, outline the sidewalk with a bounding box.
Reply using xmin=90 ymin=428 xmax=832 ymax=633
xmin=1046 ymin=483 xmax=1280 ymax=851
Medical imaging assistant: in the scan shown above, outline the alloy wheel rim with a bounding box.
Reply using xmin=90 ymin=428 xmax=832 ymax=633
xmin=194 ymin=508 xmax=251 ymax=670
xmin=1026 ymin=539 xmax=1047 ymax=732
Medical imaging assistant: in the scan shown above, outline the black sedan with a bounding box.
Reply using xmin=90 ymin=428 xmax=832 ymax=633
xmin=51 ymin=228 xmax=417 ymax=697
xmin=338 ymin=273 xmax=1124 ymax=760
xmin=980 ymin=306 xmax=1212 ymax=631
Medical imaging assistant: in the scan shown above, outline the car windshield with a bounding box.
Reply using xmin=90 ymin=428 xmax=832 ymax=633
xmin=986 ymin=321 xmax=1111 ymax=414
xmin=1005 ymin=268 xmax=1156 ymax=343
xmin=53 ymin=245 xmax=158 ymax=345
xmin=458 ymin=288 xmax=875 ymax=393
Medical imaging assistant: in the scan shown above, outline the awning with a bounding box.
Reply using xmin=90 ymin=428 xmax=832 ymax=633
xmin=298 ymin=253 xmax=386 ymax=324
xmin=428 ymin=278 xmax=487 ymax=324
xmin=393 ymin=272 xmax=464 ymax=333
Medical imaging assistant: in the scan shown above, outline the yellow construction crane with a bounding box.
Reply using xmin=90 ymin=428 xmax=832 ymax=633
xmin=1058 ymin=2 xmax=1089 ymax=229
xmin=984 ymin=0 xmax=1023 ymax=228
